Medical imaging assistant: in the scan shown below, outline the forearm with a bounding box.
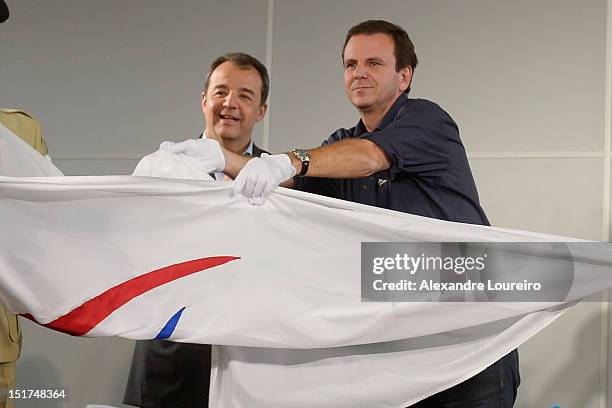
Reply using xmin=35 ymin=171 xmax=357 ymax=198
xmin=230 ymin=139 xmax=388 ymax=198
xmin=222 ymin=148 xmax=252 ymax=179
xmin=288 ymin=139 xmax=390 ymax=179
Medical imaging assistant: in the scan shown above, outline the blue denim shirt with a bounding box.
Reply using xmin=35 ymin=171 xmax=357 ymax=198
xmin=295 ymin=94 xmax=489 ymax=226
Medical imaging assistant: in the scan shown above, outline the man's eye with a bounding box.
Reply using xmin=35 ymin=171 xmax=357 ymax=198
xmin=345 ymin=62 xmax=356 ymax=69
xmin=240 ymin=94 xmax=252 ymax=101
xmin=370 ymin=61 xmax=380 ymax=66
xmin=214 ymin=91 xmax=226 ymax=96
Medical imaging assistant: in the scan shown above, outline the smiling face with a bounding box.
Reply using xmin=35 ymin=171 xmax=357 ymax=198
xmin=343 ymin=33 xmax=412 ymax=115
xmin=202 ymin=61 xmax=267 ymax=152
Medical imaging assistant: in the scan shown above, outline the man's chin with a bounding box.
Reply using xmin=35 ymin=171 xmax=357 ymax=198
xmin=214 ymin=128 xmax=242 ymax=141
xmin=350 ymin=98 xmax=374 ymax=111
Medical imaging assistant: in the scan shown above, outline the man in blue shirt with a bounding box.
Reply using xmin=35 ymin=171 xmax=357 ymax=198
xmin=291 ymin=94 xmax=489 ymax=224
xmin=168 ymin=20 xmax=519 ymax=407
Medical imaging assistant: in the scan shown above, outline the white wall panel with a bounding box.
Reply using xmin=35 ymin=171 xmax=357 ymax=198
xmin=518 ymin=301 xmax=603 ymax=408
xmin=0 ymin=0 xmax=268 ymax=159
xmin=270 ymin=0 xmax=606 ymax=154
xmin=471 ymin=158 xmax=603 ymax=240
xmin=54 ymin=159 xmax=138 ymax=176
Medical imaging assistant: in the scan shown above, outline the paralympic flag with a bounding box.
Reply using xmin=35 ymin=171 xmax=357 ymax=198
xmin=1 ymin=124 xmax=611 ymax=407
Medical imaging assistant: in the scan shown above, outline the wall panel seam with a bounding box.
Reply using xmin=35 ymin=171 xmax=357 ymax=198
xmin=262 ymin=0 xmax=274 ymax=152
xmin=601 ymin=0 xmax=612 ymax=407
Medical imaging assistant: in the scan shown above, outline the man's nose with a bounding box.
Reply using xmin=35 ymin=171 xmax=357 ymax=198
xmin=353 ymin=64 xmax=369 ymax=79
xmin=222 ymin=92 xmax=238 ymax=108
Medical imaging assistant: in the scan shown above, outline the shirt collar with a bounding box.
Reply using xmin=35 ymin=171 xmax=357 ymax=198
xmin=354 ymin=93 xmax=409 ymax=136
xmin=243 ymin=140 xmax=254 ymax=156
xmin=202 ymin=130 xmax=253 ymax=156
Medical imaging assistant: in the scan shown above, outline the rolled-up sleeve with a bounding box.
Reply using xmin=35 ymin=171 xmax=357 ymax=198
xmin=361 ymin=112 xmax=453 ymax=180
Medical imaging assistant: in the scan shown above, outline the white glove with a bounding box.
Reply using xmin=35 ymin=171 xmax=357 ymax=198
xmin=233 ymin=153 xmax=296 ymax=205
xmin=159 ymin=139 xmax=225 ymax=173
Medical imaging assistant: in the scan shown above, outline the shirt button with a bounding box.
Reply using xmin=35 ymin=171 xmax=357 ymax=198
xmin=362 ymin=184 xmax=368 ymax=190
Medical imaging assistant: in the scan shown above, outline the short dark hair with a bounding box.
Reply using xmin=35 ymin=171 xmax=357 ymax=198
xmin=203 ymin=52 xmax=269 ymax=106
xmin=342 ymin=20 xmax=418 ymax=92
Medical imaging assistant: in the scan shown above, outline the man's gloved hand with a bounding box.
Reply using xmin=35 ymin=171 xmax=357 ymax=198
xmin=159 ymin=139 xmax=225 ymax=173
xmin=233 ymin=153 xmax=296 ymax=205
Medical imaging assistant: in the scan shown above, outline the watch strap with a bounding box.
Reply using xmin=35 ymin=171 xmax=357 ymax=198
xmin=291 ymin=149 xmax=310 ymax=176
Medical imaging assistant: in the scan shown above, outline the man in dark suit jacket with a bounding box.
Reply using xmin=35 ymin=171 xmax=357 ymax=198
xmin=124 ymin=51 xmax=270 ymax=408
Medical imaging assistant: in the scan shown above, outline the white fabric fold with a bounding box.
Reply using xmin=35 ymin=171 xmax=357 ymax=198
xmin=0 ymin=123 xmax=63 ymax=177
xmin=133 ymin=148 xmax=214 ymax=180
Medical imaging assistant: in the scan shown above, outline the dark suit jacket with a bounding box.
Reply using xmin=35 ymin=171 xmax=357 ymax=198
xmin=197 ymin=133 xmax=266 ymax=158
xmin=251 ymin=143 xmax=266 ymax=158
xmin=124 ymin=142 xmax=268 ymax=408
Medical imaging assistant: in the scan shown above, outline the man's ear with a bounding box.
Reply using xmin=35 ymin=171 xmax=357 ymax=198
xmin=398 ymin=66 xmax=413 ymax=93
xmin=256 ymin=103 xmax=268 ymax=122
xmin=201 ymin=92 xmax=208 ymax=112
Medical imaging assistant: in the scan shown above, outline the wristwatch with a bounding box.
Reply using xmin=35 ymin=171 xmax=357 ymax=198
xmin=291 ymin=149 xmax=310 ymax=176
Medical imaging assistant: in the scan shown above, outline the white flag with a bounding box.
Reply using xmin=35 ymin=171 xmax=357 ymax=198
xmin=0 ymin=124 xmax=607 ymax=407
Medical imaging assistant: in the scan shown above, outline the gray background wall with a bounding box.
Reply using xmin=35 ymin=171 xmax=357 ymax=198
xmin=1 ymin=0 xmax=611 ymax=407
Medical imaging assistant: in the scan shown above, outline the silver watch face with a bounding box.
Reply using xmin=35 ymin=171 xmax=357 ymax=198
xmin=293 ymin=149 xmax=310 ymax=162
